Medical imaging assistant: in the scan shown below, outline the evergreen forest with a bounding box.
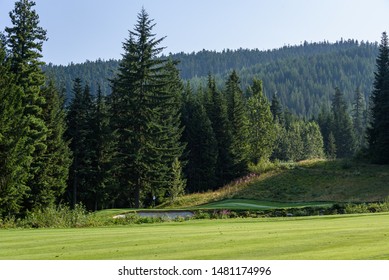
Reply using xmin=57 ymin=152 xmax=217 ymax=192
xmin=1 ymin=0 xmax=389 ymax=217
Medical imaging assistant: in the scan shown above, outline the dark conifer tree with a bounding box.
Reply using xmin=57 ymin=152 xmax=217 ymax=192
xmin=204 ymin=75 xmax=234 ymax=186
xmin=367 ymin=32 xmax=389 ymax=164
xmin=66 ymin=78 xmax=94 ymax=207
xmin=5 ymin=0 xmax=50 ymax=211
xmin=32 ymin=81 xmax=71 ymax=208
xmin=0 ymin=37 xmax=30 ymax=216
xmin=87 ymin=85 xmax=117 ymax=210
xmin=352 ymin=87 xmax=367 ymax=150
xmin=270 ymin=92 xmax=284 ymax=124
xmin=225 ymin=70 xmax=249 ymax=177
xmin=110 ymin=9 xmax=185 ymax=207
xmin=181 ymin=84 xmax=217 ymax=192
xmin=331 ymin=87 xmax=356 ymax=158
xmin=247 ymin=78 xmax=276 ymax=164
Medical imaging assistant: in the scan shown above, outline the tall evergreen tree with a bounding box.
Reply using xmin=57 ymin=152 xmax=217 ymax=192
xmin=247 ymin=78 xmax=276 ymax=164
xmin=31 ymin=81 xmax=71 ymax=208
xmin=87 ymin=85 xmax=117 ymax=210
xmin=270 ymin=92 xmax=284 ymax=124
xmin=225 ymin=70 xmax=249 ymax=178
xmin=204 ymin=75 xmax=234 ymax=186
xmin=181 ymin=84 xmax=217 ymax=192
xmin=331 ymin=87 xmax=356 ymax=158
xmin=0 ymin=37 xmax=30 ymax=216
xmin=367 ymin=32 xmax=389 ymax=164
xmin=5 ymin=0 xmax=50 ymax=211
xmin=110 ymin=9 xmax=185 ymax=208
xmin=66 ymin=78 xmax=94 ymax=207
xmin=352 ymin=87 xmax=367 ymax=150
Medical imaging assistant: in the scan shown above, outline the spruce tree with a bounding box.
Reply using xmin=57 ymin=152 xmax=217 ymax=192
xmin=367 ymin=32 xmax=389 ymax=164
xmin=331 ymin=87 xmax=356 ymax=158
xmin=87 ymin=85 xmax=117 ymax=210
xmin=110 ymin=9 xmax=185 ymax=208
xmin=352 ymin=87 xmax=367 ymax=150
xmin=5 ymin=0 xmax=50 ymax=211
xmin=225 ymin=70 xmax=249 ymax=178
xmin=270 ymin=92 xmax=284 ymax=124
xmin=0 ymin=37 xmax=30 ymax=216
xmin=181 ymin=84 xmax=217 ymax=192
xmin=31 ymin=81 xmax=71 ymax=208
xmin=247 ymin=78 xmax=276 ymax=164
xmin=204 ymin=75 xmax=234 ymax=186
xmin=66 ymin=78 xmax=94 ymax=207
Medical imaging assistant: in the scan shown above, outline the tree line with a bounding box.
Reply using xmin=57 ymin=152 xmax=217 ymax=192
xmin=43 ymin=39 xmax=378 ymax=117
xmin=1 ymin=1 xmax=388 ymax=217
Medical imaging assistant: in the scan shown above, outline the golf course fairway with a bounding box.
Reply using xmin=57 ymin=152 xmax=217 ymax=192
xmin=1 ymin=212 xmax=389 ymax=260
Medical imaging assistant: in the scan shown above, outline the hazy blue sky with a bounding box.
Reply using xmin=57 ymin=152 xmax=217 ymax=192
xmin=1 ymin=0 xmax=388 ymax=65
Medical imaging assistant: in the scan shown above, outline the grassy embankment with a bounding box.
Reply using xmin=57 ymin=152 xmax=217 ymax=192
xmin=1 ymin=213 xmax=389 ymax=260
xmin=163 ymin=159 xmax=389 ymax=210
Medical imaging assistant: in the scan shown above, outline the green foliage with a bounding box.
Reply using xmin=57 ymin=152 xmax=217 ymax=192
xmin=204 ymin=75 xmax=234 ymax=186
xmin=110 ymin=9 xmax=185 ymax=208
xmin=367 ymin=32 xmax=389 ymax=164
xmin=0 ymin=41 xmax=30 ymax=216
xmin=247 ymin=78 xmax=276 ymax=163
xmin=331 ymin=87 xmax=356 ymax=158
xmin=181 ymin=85 xmax=218 ymax=192
xmin=168 ymin=158 xmax=186 ymax=203
xmin=225 ymin=70 xmax=250 ymax=177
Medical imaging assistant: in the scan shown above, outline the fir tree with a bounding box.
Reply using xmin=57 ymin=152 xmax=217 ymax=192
xmin=66 ymin=78 xmax=94 ymax=207
xmin=270 ymin=92 xmax=284 ymax=124
xmin=225 ymin=70 xmax=249 ymax=178
xmin=87 ymin=85 xmax=117 ymax=210
xmin=5 ymin=0 xmax=50 ymax=211
xmin=110 ymin=9 xmax=185 ymax=208
xmin=181 ymin=84 xmax=217 ymax=192
xmin=352 ymin=87 xmax=367 ymax=150
xmin=367 ymin=32 xmax=389 ymax=164
xmin=31 ymin=81 xmax=71 ymax=208
xmin=204 ymin=75 xmax=234 ymax=186
xmin=247 ymin=78 xmax=276 ymax=164
xmin=0 ymin=37 xmax=30 ymax=216
xmin=331 ymin=87 xmax=356 ymax=158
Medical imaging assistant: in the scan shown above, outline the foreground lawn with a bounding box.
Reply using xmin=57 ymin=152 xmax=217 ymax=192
xmin=1 ymin=213 xmax=389 ymax=260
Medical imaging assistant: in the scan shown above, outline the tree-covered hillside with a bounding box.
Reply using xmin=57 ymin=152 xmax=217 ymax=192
xmin=44 ymin=40 xmax=378 ymax=116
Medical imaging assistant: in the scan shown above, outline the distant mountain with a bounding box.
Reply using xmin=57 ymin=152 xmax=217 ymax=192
xmin=43 ymin=39 xmax=378 ymax=116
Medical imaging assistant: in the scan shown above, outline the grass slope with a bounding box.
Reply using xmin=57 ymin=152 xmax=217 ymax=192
xmin=1 ymin=213 xmax=389 ymax=260
xmin=168 ymin=159 xmax=389 ymax=209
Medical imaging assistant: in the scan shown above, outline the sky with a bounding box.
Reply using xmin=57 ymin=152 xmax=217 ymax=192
xmin=1 ymin=0 xmax=389 ymax=65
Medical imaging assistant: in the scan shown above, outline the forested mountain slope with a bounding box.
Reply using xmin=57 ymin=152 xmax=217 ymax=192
xmin=43 ymin=39 xmax=378 ymax=116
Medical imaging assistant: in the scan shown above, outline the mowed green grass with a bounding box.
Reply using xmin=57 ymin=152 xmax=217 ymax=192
xmin=195 ymin=199 xmax=333 ymax=210
xmin=1 ymin=212 xmax=389 ymax=260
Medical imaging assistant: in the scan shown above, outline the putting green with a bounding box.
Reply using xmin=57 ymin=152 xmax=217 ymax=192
xmin=1 ymin=212 xmax=389 ymax=260
xmin=195 ymin=199 xmax=333 ymax=210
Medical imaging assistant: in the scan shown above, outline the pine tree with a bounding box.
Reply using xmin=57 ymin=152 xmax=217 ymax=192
xmin=0 ymin=37 xmax=30 ymax=216
xmin=270 ymin=92 xmax=284 ymax=124
xmin=5 ymin=0 xmax=50 ymax=211
xmin=204 ymin=75 xmax=234 ymax=186
xmin=352 ymin=87 xmax=367 ymax=150
xmin=110 ymin=9 xmax=185 ymax=208
xmin=86 ymin=85 xmax=117 ymax=210
xmin=168 ymin=158 xmax=186 ymax=203
xmin=181 ymin=84 xmax=217 ymax=192
xmin=31 ymin=81 xmax=71 ymax=208
xmin=302 ymin=121 xmax=325 ymax=159
xmin=367 ymin=32 xmax=389 ymax=164
xmin=225 ymin=70 xmax=249 ymax=178
xmin=247 ymin=78 xmax=276 ymax=164
xmin=66 ymin=78 xmax=94 ymax=207
xmin=331 ymin=87 xmax=356 ymax=158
